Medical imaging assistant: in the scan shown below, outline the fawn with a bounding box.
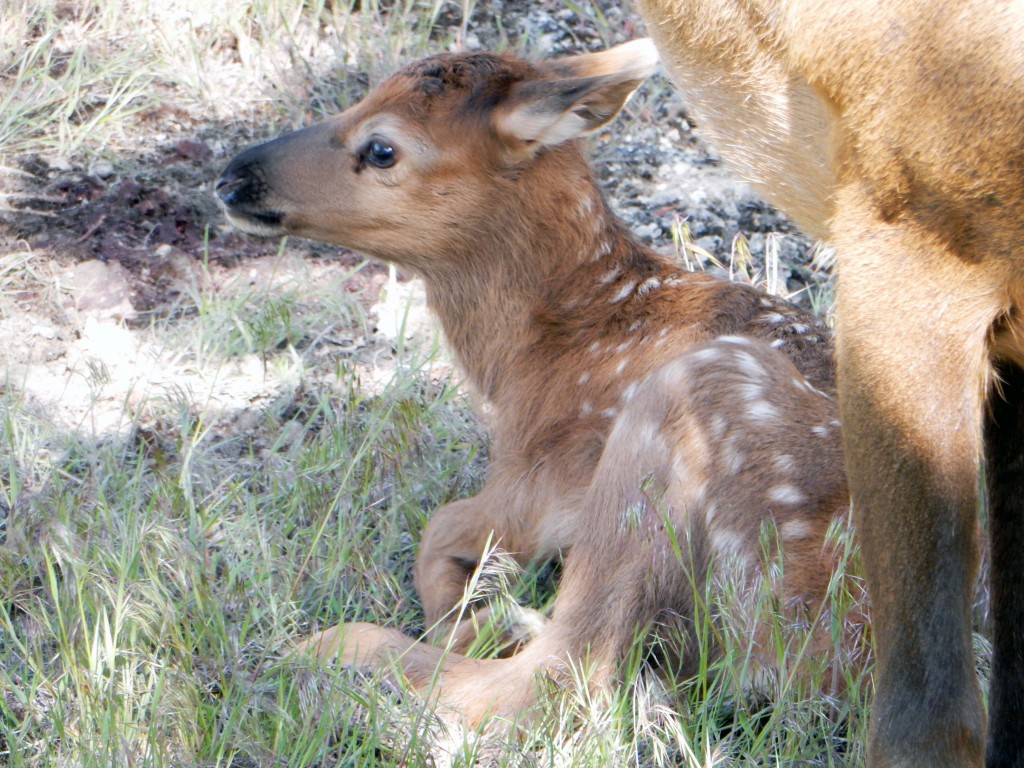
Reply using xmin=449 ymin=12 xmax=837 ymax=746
xmin=634 ymin=2 xmax=1024 ymax=765
xmin=217 ymin=39 xmax=861 ymax=727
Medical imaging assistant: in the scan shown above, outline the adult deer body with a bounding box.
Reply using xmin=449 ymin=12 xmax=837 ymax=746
xmin=217 ymin=41 xmax=858 ymax=726
xmin=632 ymin=2 xmax=1024 ymax=766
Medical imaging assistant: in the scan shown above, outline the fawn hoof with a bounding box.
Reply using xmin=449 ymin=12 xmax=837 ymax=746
xmin=430 ymin=604 xmax=550 ymax=656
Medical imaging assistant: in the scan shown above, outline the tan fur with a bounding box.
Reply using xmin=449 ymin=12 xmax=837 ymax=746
xmin=216 ymin=41 xmax=862 ymax=731
xmin=634 ymin=2 xmax=1024 ymax=766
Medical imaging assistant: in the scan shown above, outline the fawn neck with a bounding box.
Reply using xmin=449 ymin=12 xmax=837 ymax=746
xmin=422 ymin=154 xmax=626 ymax=401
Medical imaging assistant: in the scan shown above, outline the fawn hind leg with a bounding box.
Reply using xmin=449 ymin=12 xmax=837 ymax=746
xmin=298 ymin=540 xmax=681 ymax=728
xmin=984 ymin=358 xmax=1024 ymax=768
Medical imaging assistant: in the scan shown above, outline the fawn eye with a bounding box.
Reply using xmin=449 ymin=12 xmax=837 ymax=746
xmin=363 ymin=139 xmax=396 ymax=169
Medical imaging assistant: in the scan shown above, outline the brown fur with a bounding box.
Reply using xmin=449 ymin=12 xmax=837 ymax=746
xmin=633 ymin=2 xmax=1024 ymax=766
xmin=216 ymin=41 xmax=862 ymax=729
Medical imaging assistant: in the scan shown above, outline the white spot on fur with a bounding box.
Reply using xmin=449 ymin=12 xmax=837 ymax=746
xmin=747 ymin=400 xmax=780 ymax=422
xmin=589 ymin=341 xmax=601 ymax=354
xmin=780 ymin=520 xmax=812 ymax=540
xmin=601 ymin=407 xmax=619 ymax=419
xmin=689 ymin=347 xmax=723 ymax=366
xmin=739 ymin=382 xmax=764 ymax=401
xmin=762 ymin=312 xmax=787 ymax=324
xmin=616 ymin=340 xmax=634 ymax=353
xmin=636 ymin=418 xmax=662 ymax=447
xmin=712 ymin=530 xmax=747 ymax=559
xmin=789 ymin=323 xmax=810 ymax=334
xmin=659 ymin=328 xmax=669 ymax=338
xmin=637 ymin=277 xmax=661 ymax=296
xmin=770 ymin=338 xmax=785 ymax=348
xmin=773 ymin=454 xmax=796 ymax=474
xmin=610 ymin=281 xmax=637 ymax=303
xmin=717 ymin=335 xmax=752 ymax=346
xmin=769 ymin=484 xmax=806 ymax=505
xmin=812 ymin=425 xmax=830 ymax=437
xmin=581 ymin=402 xmax=594 ymax=416
xmin=734 ymin=351 xmax=767 ymax=380
xmin=594 ymin=240 xmax=613 ymax=260
xmin=806 ymin=382 xmax=832 ymax=400
xmin=623 ymin=382 xmax=639 ymax=402
xmin=722 ymin=438 xmax=745 ymax=475
xmin=616 ymin=357 xmax=630 ymax=374
xmin=830 ymin=419 xmax=842 ymax=428
xmin=578 ymin=372 xmax=591 ymax=385
xmin=600 ymin=266 xmax=622 ymax=284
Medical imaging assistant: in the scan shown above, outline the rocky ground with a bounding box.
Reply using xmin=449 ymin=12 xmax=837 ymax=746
xmin=0 ymin=0 xmax=828 ymax=442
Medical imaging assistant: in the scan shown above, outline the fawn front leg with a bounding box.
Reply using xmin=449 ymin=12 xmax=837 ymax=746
xmin=414 ymin=483 xmax=550 ymax=649
xmin=415 ymin=496 xmax=510 ymax=629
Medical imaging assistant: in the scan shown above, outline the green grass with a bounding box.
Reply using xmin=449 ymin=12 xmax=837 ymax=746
xmin=0 ymin=352 xmax=489 ymax=767
xmin=0 ymin=0 xmax=884 ymax=765
xmin=174 ymin=241 xmax=369 ymax=365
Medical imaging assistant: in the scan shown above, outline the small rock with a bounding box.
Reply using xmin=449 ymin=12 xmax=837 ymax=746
xmin=175 ymin=140 xmax=214 ymax=163
xmin=89 ymin=160 xmax=115 ymax=179
xmin=632 ymin=223 xmax=661 ymax=241
xmin=62 ymin=260 xmax=136 ymax=321
xmin=695 ymin=235 xmax=724 ymax=254
xmin=649 ymin=189 xmax=682 ymax=207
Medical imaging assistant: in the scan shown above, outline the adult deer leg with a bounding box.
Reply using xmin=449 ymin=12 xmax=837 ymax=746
xmin=984 ymin=359 xmax=1024 ymax=768
xmin=834 ymin=195 xmax=992 ymax=768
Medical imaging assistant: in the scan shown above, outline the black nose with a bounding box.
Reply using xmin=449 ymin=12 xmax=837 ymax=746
xmin=215 ymin=166 xmax=251 ymax=208
xmin=215 ymin=172 xmax=239 ymax=203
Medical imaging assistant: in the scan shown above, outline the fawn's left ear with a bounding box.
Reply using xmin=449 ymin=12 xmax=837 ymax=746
xmin=494 ymin=38 xmax=660 ymax=153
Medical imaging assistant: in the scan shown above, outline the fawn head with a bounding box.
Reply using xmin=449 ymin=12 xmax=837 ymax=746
xmin=216 ymin=40 xmax=659 ymax=272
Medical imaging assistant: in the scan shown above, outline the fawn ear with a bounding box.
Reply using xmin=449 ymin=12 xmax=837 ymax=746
xmin=494 ymin=38 xmax=659 ymax=152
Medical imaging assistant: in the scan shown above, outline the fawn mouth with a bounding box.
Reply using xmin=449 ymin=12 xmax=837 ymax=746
xmin=222 ymin=207 xmax=287 ymax=237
